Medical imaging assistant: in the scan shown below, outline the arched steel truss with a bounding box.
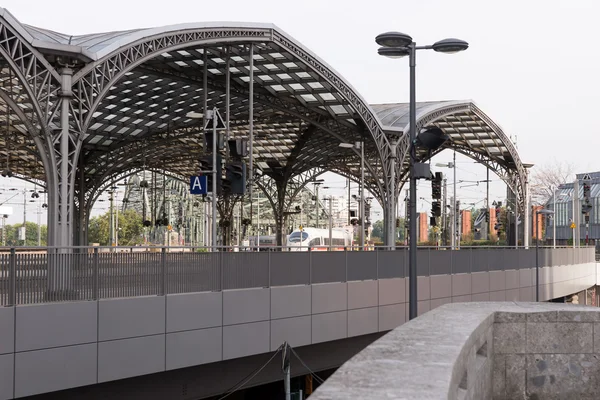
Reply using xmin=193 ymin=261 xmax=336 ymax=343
xmin=0 ymin=10 xmax=528 ymax=248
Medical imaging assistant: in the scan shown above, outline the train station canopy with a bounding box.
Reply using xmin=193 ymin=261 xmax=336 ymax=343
xmin=0 ymin=7 xmax=529 ymax=246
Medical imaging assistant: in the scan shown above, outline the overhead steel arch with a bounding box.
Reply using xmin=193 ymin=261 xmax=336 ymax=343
xmin=373 ymin=100 xmax=527 ymax=213
xmin=66 ymin=23 xmax=392 ymax=192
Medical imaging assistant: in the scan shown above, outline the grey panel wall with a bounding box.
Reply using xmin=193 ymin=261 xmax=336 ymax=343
xmin=15 ymin=343 xmax=97 ymax=398
xmin=166 ymin=327 xmax=222 ymax=370
xmin=223 ymin=288 xmax=270 ymax=325
xmin=98 ymin=335 xmax=165 ymax=383
xmin=223 ymin=321 xmax=270 ymax=360
xmin=312 ymin=282 xmax=347 ymax=314
xmin=166 ymin=292 xmax=222 ymax=332
xmin=2 ymin=255 xmax=596 ymax=399
xmin=271 ymin=285 xmax=311 ymax=319
xmin=0 ymin=354 xmax=13 ymax=400
xmin=15 ymin=302 xmax=97 ymax=352
xmin=99 ymin=296 xmax=165 ymax=341
xmin=0 ymin=308 xmax=13 ymax=355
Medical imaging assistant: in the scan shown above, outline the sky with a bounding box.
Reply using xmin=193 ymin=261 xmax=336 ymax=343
xmin=0 ymin=0 xmax=598 ymax=224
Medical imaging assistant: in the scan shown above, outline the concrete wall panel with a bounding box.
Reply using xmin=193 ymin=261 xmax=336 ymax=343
xmin=0 ymin=354 xmax=13 ymax=400
xmin=223 ymin=288 xmax=270 ymax=325
xmin=506 ymin=288 xmax=520 ymax=301
xmin=378 ymin=278 xmax=405 ymax=305
xmin=223 ymin=321 xmax=270 ymax=360
xmin=452 ymin=294 xmax=472 ymax=303
xmin=505 ymin=270 xmax=519 ymax=289
xmin=16 ymin=302 xmax=96 ymax=352
xmin=418 ymin=300 xmax=431 ymax=316
xmin=348 ymin=307 xmax=378 ymax=337
xmin=519 ymin=287 xmax=533 ymax=302
xmin=489 ymin=290 xmax=506 ymax=301
xmin=166 ymin=292 xmax=222 ymax=332
xmin=270 ymin=316 xmax=311 ymax=351
xmin=417 ymin=277 xmax=430 ymax=301
xmin=378 ymin=304 xmax=405 ymax=332
xmin=472 ymin=292 xmax=490 ymax=302
xmin=519 ymin=268 xmax=533 ymax=287
xmin=430 ymin=275 xmax=451 ymax=299
xmin=166 ymin=327 xmax=222 ymax=370
xmin=431 ymin=297 xmax=452 ymax=310
xmin=0 ymin=308 xmax=13 ymax=355
xmin=312 ymin=283 xmax=347 ymax=314
xmin=312 ymin=311 xmax=347 ymax=343
xmin=452 ymin=274 xmax=471 ymax=297
xmin=348 ymin=280 xmax=378 ymax=310
xmin=471 ymin=272 xmax=490 ymax=294
xmin=99 ymin=296 xmax=165 ymax=341
xmin=271 ymin=285 xmax=311 ymax=319
xmin=98 ymin=335 xmax=164 ymax=383
xmin=15 ymin=343 xmax=97 ymax=398
xmin=489 ymin=271 xmax=506 ymax=291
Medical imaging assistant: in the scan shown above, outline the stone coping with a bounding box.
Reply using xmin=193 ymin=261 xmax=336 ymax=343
xmin=310 ymin=302 xmax=600 ymax=400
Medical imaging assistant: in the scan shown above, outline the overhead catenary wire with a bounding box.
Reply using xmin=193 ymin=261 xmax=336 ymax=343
xmin=216 ymin=345 xmax=283 ymax=400
xmin=288 ymin=345 xmax=326 ymax=385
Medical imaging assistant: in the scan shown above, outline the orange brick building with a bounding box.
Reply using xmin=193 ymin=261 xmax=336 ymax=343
xmin=418 ymin=212 xmax=428 ymax=243
xmin=461 ymin=210 xmax=472 ymax=236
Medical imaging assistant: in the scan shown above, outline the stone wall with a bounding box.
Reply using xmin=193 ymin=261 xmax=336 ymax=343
xmin=310 ymin=302 xmax=600 ymax=400
xmin=493 ymin=309 xmax=600 ymax=399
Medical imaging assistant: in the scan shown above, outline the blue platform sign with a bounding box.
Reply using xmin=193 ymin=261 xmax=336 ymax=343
xmin=190 ymin=175 xmax=208 ymax=195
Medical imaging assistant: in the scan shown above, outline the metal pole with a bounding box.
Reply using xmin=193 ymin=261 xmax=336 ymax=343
xmin=408 ymin=44 xmax=417 ymax=320
xmin=536 ymin=211 xmax=539 ymax=301
xmin=442 ymin=178 xmax=447 ymax=246
xmin=22 ymin=189 xmax=26 ymax=246
xmin=347 ymin=178 xmax=351 ymax=225
xmin=389 ymin=140 xmax=397 ymax=249
xmin=453 ymin=151 xmax=458 ymax=250
xmin=515 ymin=182 xmax=519 ymax=249
xmin=248 ymin=44 xmax=254 ymax=196
xmin=257 ymin=191 xmax=260 ymax=249
xmin=553 ymin=186 xmax=556 ymax=249
xmin=115 ymin=191 xmax=119 ymax=247
xmin=109 ymin=190 xmax=114 ymax=247
xmin=329 ymin=197 xmax=333 ymax=250
xmin=283 ymin=343 xmax=291 ymax=400
xmin=212 ymin=108 xmax=217 ymax=251
xmin=573 ymin=179 xmax=578 ymax=248
xmin=486 ymin=168 xmax=490 ymax=241
xmin=360 ymin=141 xmax=365 ymax=250
xmin=316 ymin=184 xmax=320 ymax=228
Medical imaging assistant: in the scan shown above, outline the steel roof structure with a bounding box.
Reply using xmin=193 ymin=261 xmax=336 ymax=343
xmin=0 ymin=8 xmax=529 ymax=247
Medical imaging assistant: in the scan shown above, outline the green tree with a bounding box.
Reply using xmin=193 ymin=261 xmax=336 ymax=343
xmin=370 ymin=218 xmax=405 ymax=243
xmin=88 ymin=209 xmax=144 ymax=246
xmin=1 ymin=221 xmax=48 ymax=246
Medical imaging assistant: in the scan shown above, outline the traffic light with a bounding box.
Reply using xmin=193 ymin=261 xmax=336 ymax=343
xmin=430 ymin=216 xmax=437 ymax=227
xmin=224 ymin=161 xmax=247 ymax=195
xmin=199 ymin=154 xmax=222 ymax=195
xmin=395 ymin=218 xmax=400 ymax=228
xmin=583 ymin=181 xmax=591 ymax=205
xmin=431 ymin=172 xmax=442 ymax=200
xmin=431 ymin=201 xmax=441 ymax=217
xmin=228 ymin=139 xmax=248 ymax=159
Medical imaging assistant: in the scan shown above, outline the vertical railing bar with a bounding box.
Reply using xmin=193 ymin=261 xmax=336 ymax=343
xmin=8 ymin=249 xmax=15 ymax=306
xmin=93 ymin=248 xmax=99 ymax=301
xmin=161 ymin=247 xmax=166 ymax=296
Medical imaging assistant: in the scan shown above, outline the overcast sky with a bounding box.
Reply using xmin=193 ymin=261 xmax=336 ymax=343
xmin=0 ymin=0 xmax=598 ymax=225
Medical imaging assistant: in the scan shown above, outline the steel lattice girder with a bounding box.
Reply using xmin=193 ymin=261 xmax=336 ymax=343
xmin=0 ymin=11 xmax=529 ymax=246
xmin=372 ymin=101 xmax=528 ymax=213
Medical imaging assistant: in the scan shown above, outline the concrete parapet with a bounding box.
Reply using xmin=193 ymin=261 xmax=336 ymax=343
xmin=311 ymin=302 xmax=600 ymax=400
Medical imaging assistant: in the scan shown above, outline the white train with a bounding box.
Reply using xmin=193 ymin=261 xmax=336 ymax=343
xmin=287 ymin=227 xmax=354 ymax=251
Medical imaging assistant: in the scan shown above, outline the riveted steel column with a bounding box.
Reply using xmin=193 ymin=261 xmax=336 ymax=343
xmin=58 ymin=67 xmax=73 ymax=248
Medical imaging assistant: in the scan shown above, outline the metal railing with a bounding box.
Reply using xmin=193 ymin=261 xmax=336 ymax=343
xmin=0 ymin=246 xmax=595 ymax=306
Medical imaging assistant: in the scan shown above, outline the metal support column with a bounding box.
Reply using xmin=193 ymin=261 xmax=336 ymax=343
xmin=388 ymin=140 xmax=397 ymax=249
xmin=248 ymin=44 xmax=254 ymax=195
xmin=524 ymin=176 xmax=530 ymax=249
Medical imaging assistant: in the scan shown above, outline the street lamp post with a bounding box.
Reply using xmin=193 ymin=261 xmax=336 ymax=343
xmin=339 ymin=141 xmax=365 ymax=250
xmin=376 ymin=32 xmax=468 ymax=320
xmin=536 ymin=208 xmax=554 ymax=301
